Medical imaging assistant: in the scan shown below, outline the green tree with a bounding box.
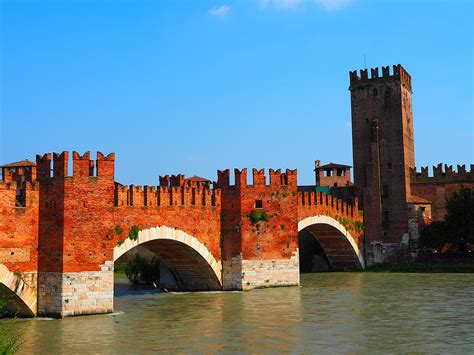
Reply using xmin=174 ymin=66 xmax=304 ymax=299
xmin=420 ymin=187 xmax=474 ymax=253
xmin=445 ymin=187 xmax=474 ymax=251
xmin=124 ymin=254 xmax=161 ymax=286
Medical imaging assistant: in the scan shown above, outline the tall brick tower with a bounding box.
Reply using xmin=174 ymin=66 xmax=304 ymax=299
xmin=349 ymin=64 xmax=415 ymax=265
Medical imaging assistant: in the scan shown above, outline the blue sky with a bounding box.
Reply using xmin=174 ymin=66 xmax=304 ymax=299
xmin=1 ymin=0 xmax=473 ymax=185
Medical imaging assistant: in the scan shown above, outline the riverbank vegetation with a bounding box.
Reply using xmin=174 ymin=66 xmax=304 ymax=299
xmin=0 ymin=288 xmax=22 ymax=354
xmin=365 ymin=256 xmax=474 ymax=273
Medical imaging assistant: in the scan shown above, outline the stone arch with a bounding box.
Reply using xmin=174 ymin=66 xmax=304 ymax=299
xmin=0 ymin=264 xmax=37 ymax=316
xmin=298 ymin=215 xmax=365 ymax=269
xmin=114 ymin=226 xmax=222 ymax=290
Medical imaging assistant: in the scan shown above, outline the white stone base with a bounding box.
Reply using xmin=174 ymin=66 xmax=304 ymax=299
xmin=38 ymin=261 xmax=114 ymax=317
xmin=223 ymin=251 xmax=300 ymax=291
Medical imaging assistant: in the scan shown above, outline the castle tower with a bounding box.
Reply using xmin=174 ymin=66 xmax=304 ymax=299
xmin=349 ymin=64 xmax=415 ymax=264
xmin=36 ymin=151 xmax=116 ymax=317
xmin=217 ymin=168 xmax=300 ymax=290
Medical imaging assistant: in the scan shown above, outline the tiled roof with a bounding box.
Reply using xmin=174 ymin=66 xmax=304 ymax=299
xmin=0 ymin=159 xmax=36 ymax=168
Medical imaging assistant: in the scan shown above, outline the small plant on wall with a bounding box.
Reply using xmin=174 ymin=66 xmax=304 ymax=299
xmin=248 ymin=210 xmax=270 ymax=224
xmin=114 ymin=226 xmax=124 ymax=235
xmin=128 ymin=225 xmax=141 ymax=241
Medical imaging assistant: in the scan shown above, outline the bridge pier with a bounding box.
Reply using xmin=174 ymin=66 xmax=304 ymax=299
xmin=37 ymin=263 xmax=114 ymax=317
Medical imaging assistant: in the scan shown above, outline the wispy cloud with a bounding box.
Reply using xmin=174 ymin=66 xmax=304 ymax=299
xmin=208 ymin=5 xmax=232 ymax=17
xmin=259 ymin=0 xmax=354 ymax=11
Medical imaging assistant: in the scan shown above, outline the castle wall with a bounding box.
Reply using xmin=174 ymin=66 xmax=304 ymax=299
xmin=0 ymin=180 xmax=39 ymax=293
xmin=410 ymin=164 xmax=474 ymax=221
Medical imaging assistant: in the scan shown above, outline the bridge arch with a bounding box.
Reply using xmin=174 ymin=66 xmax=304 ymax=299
xmin=114 ymin=226 xmax=222 ymax=291
xmin=298 ymin=215 xmax=365 ymax=270
xmin=0 ymin=264 xmax=37 ymax=317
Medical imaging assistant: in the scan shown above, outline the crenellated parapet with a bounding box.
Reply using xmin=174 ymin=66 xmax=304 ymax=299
xmin=216 ymin=168 xmax=297 ymax=189
xmin=349 ymin=64 xmax=412 ymax=92
xmin=36 ymin=151 xmax=115 ymax=180
xmin=114 ymin=182 xmax=220 ymax=208
xmin=298 ymin=191 xmax=360 ymax=221
xmin=410 ymin=163 xmax=474 ymax=183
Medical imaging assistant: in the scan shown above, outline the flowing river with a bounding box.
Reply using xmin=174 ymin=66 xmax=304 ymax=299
xmin=15 ymin=273 xmax=474 ymax=353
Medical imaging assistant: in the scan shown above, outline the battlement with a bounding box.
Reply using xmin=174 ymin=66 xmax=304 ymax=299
xmin=35 ymin=151 xmax=115 ymax=180
xmin=298 ymin=191 xmax=359 ymax=218
xmin=349 ymin=64 xmax=412 ymax=91
xmin=216 ymin=168 xmax=297 ymax=189
xmin=410 ymin=163 xmax=474 ymax=183
xmin=114 ymin=182 xmax=220 ymax=208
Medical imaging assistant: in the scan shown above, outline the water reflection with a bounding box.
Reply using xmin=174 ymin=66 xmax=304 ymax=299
xmin=17 ymin=273 xmax=474 ymax=353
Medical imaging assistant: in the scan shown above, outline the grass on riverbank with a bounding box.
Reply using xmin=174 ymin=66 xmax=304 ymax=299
xmin=364 ymin=258 xmax=474 ymax=273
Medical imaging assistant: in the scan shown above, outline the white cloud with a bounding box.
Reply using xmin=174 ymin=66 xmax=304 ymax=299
xmin=259 ymin=0 xmax=353 ymax=11
xmin=208 ymin=5 xmax=231 ymax=17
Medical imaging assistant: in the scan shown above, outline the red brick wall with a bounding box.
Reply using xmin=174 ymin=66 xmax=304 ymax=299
xmin=0 ymin=181 xmax=39 ymax=272
xmin=297 ymin=192 xmax=363 ymax=244
xmin=411 ymin=181 xmax=474 ymax=221
xmin=218 ymin=168 xmax=299 ymax=262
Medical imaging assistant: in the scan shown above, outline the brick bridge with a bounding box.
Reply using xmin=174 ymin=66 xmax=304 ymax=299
xmin=0 ymin=151 xmax=363 ymax=317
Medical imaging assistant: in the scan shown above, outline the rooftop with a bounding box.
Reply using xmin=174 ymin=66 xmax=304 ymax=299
xmin=185 ymin=175 xmax=211 ymax=183
xmin=315 ymin=162 xmax=351 ymax=170
xmin=0 ymin=159 xmax=36 ymax=168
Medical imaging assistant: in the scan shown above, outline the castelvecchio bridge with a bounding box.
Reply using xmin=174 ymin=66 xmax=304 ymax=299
xmin=1 ymin=64 xmax=473 ymax=317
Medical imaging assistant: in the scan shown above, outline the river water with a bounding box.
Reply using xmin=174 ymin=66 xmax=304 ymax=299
xmin=16 ymin=273 xmax=474 ymax=353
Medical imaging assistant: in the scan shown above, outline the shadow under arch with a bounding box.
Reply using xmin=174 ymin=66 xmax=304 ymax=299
xmin=298 ymin=215 xmax=365 ymax=270
xmin=0 ymin=264 xmax=37 ymax=317
xmin=114 ymin=226 xmax=222 ymax=291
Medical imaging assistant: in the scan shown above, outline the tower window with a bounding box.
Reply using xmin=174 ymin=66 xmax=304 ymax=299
xmin=382 ymin=185 xmax=389 ymax=198
xmin=373 ymin=88 xmax=378 ymax=97
xmin=388 ymin=163 xmax=392 ymax=170
xmin=324 ymin=169 xmax=332 ymax=177
xmin=255 ymin=200 xmax=263 ymax=209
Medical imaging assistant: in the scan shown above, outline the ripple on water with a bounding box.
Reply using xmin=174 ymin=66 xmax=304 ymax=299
xmin=16 ymin=273 xmax=474 ymax=354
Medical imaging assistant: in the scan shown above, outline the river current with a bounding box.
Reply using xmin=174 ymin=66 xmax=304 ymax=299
xmin=16 ymin=273 xmax=474 ymax=353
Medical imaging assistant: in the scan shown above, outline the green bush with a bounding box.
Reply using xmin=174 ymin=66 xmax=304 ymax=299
xmin=114 ymin=226 xmax=124 ymax=235
xmin=124 ymin=254 xmax=160 ymax=286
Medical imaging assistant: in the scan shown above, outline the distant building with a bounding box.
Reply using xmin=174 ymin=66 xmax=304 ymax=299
xmin=314 ymin=160 xmax=352 ymax=188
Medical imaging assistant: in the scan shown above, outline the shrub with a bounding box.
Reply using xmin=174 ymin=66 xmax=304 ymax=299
xmin=114 ymin=226 xmax=124 ymax=235
xmin=124 ymin=254 xmax=161 ymax=286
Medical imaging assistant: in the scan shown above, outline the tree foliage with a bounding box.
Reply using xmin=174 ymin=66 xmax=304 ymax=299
xmin=420 ymin=188 xmax=474 ymax=252
xmin=124 ymin=254 xmax=161 ymax=286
